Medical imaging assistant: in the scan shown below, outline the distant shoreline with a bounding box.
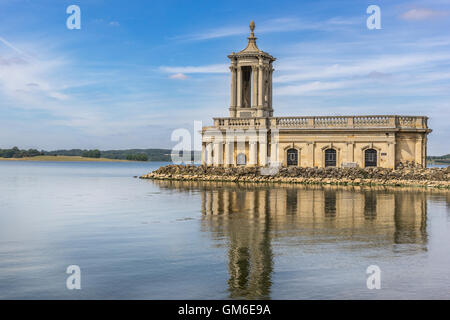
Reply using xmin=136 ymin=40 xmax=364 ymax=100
xmin=0 ymin=155 xmax=133 ymax=162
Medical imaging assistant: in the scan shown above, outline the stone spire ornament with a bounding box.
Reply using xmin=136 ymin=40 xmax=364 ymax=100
xmin=249 ymin=20 xmax=255 ymax=37
xmin=240 ymin=20 xmax=259 ymax=53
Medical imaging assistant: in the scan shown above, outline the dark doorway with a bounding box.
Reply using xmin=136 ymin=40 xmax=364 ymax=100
xmin=287 ymin=148 xmax=298 ymax=166
xmin=365 ymin=149 xmax=377 ymax=167
xmin=325 ymin=149 xmax=337 ymax=167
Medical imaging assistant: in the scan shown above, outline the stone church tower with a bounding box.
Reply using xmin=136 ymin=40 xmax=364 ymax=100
xmin=228 ymin=21 xmax=275 ymax=118
xmin=201 ymin=21 xmax=431 ymax=169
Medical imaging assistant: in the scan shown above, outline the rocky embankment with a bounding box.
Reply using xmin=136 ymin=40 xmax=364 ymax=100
xmin=140 ymin=165 xmax=450 ymax=189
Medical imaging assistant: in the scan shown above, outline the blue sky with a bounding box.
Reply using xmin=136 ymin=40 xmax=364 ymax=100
xmin=0 ymin=0 xmax=449 ymax=154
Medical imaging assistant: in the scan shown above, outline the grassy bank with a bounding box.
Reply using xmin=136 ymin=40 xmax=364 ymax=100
xmin=0 ymin=155 xmax=131 ymax=162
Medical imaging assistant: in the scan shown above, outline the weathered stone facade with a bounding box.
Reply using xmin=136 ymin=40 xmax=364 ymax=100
xmin=201 ymin=21 xmax=431 ymax=169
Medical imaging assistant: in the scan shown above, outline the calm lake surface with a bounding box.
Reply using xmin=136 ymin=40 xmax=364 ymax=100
xmin=0 ymin=161 xmax=449 ymax=299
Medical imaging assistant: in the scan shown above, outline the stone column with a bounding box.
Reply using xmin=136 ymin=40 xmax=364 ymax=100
xmin=388 ymin=142 xmax=395 ymax=169
xmin=230 ymin=66 xmax=237 ymax=108
xmin=259 ymin=141 xmax=267 ymax=167
xmin=258 ymin=65 xmax=264 ymax=106
xmin=206 ymin=143 xmax=213 ymax=166
xmin=236 ymin=66 xmax=242 ymax=108
xmin=201 ymin=143 xmax=206 ymax=165
xmin=225 ymin=141 xmax=234 ymax=167
xmin=348 ymin=143 xmax=354 ymax=162
xmin=415 ymin=137 xmax=422 ymax=167
xmin=252 ymin=66 xmax=258 ymax=108
xmin=423 ymin=135 xmax=427 ymax=168
xmin=249 ymin=141 xmax=257 ymax=166
xmin=270 ymin=141 xmax=278 ymax=166
xmin=268 ymin=67 xmax=273 ymax=109
xmin=213 ymin=142 xmax=223 ymax=166
xmin=259 ymin=130 xmax=268 ymax=167
xmin=263 ymin=67 xmax=268 ymax=107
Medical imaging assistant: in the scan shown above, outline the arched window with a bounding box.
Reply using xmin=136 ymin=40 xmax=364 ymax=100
xmin=325 ymin=149 xmax=337 ymax=167
xmin=287 ymin=148 xmax=298 ymax=166
xmin=237 ymin=153 xmax=246 ymax=166
xmin=365 ymin=149 xmax=377 ymax=167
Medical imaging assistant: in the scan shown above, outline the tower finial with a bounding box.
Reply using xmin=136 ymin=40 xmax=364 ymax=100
xmin=249 ymin=21 xmax=255 ymax=36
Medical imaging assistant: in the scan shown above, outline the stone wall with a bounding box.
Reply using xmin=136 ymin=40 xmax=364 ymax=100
xmin=140 ymin=165 xmax=450 ymax=189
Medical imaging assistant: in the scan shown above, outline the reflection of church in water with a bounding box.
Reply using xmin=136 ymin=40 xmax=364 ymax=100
xmin=152 ymin=180 xmax=438 ymax=299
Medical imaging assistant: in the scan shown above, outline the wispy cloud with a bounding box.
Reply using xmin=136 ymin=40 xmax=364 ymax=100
xmin=0 ymin=37 xmax=70 ymax=101
xmin=276 ymin=80 xmax=351 ymax=95
xmin=169 ymin=73 xmax=189 ymax=80
xmin=275 ymin=53 xmax=450 ymax=83
xmin=400 ymin=8 xmax=449 ymax=20
xmin=160 ymin=64 xmax=228 ymax=74
xmin=174 ymin=17 xmax=358 ymax=41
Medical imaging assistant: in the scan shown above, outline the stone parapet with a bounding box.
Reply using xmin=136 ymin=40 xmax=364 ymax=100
xmin=211 ymin=115 xmax=430 ymax=131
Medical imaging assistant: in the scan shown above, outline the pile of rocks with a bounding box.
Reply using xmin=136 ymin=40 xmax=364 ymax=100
xmin=140 ymin=165 xmax=450 ymax=189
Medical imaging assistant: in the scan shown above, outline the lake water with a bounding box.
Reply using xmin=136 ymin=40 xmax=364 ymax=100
xmin=0 ymin=161 xmax=449 ymax=299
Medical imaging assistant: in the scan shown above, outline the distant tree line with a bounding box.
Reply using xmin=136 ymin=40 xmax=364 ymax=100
xmin=82 ymin=149 xmax=101 ymax=158
xmin=427 ymin=154 xmax=450 ymax=165
xmin=0 ymin=147 xmax=43 ymax=158
xmin=1 ymin=147 xmax=202 ymax=162
xmin=125 ymin=154 xmax=148 ymax=161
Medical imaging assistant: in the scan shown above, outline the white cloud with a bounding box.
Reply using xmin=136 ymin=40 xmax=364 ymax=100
xmin=169 ymin=73 xmax=189 ymax=80
xmin=274 ymin=53 xmax=450 ymax=83
xmin=174 ymin=17 xmax=357 ymax=41
xmin=401 ymin=8 xmax=449 ymax=20
xmin=160 ymin=64 xmax=228 ymax=74
xmin=0 ymin=40 xmax=70 ymax=102
xmin=276 ymin=80 xmax=351 ymax=96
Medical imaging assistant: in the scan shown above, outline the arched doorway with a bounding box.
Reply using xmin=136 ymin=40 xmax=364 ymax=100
xmin=237 ymin=153 xmax=246 ymax=166
xmin=365 ymin=149 xmax=377 ymax=167
xmin=287 ymin=148 xmax=298 ymax=166
xmin=325 ymin=149 xmax=337 ymax=167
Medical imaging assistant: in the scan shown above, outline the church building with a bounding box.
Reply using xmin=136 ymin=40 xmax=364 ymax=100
xmin=201 ymin=21 xmax=431 ymax=169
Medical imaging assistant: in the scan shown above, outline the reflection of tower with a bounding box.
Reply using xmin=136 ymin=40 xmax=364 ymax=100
xmin=149 ymin=179 xmax=433 ymax=298
xmin=201 ymin=187 xmax=273 ymax=299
